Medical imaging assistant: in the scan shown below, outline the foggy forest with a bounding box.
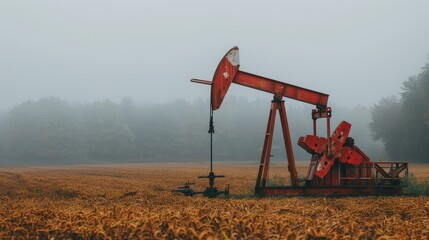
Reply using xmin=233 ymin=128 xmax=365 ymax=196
xmin=0 ymin=59 xmax=428 ymax=165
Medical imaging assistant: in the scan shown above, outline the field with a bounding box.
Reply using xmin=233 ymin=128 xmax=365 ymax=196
xmin=0 ymin=162 xmax=429 ymax=239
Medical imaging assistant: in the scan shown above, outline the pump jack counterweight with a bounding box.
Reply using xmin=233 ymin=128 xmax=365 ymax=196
xmin=185 ymin=46 xmax=408 ymax=197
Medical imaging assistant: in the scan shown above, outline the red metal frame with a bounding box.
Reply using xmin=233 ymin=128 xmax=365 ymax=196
xmin=234 ymin=71 xmax=329 ymax=107
xmin=192 ymin=47 xmax=409 ymax=197
xmin=255 ymin=98 xmax=298 ymax=189
xmin=256 ymin=161 xmax=408 ymax=196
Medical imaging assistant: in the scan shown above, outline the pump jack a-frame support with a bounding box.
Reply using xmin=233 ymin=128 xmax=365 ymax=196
xmin=255 ymin=97 xmax=298 ymax=189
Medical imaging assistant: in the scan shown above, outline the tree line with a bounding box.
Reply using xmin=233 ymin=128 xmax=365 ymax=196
xmin=0 ymin=96 xmax=384 ymax=165
xmin=370 ymin=59 xmax=429 ymax=162
xmin=2 ymin=59 xmax=428 ymax=165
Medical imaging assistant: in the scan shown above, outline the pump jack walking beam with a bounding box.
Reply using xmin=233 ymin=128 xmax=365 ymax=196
xmin=191 ymin=47 xmax=329 ymax=110
xmin=191 ymin=72 xmax=328 ymax=108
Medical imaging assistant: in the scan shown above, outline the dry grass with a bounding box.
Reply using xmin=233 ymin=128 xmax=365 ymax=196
xmin=0 ymin=162 xmax=428 ymax=239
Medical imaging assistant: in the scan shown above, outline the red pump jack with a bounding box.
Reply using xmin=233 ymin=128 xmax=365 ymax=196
xmin=190 ymin=47 xmax=408 ymax=197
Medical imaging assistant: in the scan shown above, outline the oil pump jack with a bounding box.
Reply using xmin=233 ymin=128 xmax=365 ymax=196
xmin=187 ymin=46 xmax=408 ymax=197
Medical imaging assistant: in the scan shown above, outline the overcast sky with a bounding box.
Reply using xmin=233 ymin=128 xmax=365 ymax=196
xmin=1 ymin=0 xmax=428 ymax=110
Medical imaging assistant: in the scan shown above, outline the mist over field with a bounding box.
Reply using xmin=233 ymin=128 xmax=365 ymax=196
xmin=0 ymin=96 xmax=387 ymax=165
xmin=1 ymin=1 xmax=429 ymax=165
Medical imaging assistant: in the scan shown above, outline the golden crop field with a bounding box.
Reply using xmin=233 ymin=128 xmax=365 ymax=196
xmin=0 ymin=162 xmax=428 ymax=239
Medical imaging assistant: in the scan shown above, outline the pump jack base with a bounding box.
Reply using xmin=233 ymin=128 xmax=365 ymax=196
xmin=255 ymin=186 xmax=402 ymax=197
xmin=172 ymin=172 xmax=230 ymax=198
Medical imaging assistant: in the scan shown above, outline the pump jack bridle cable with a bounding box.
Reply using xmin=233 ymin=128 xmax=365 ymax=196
xmin=208 ymin=105 xmax=214 ymax=173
